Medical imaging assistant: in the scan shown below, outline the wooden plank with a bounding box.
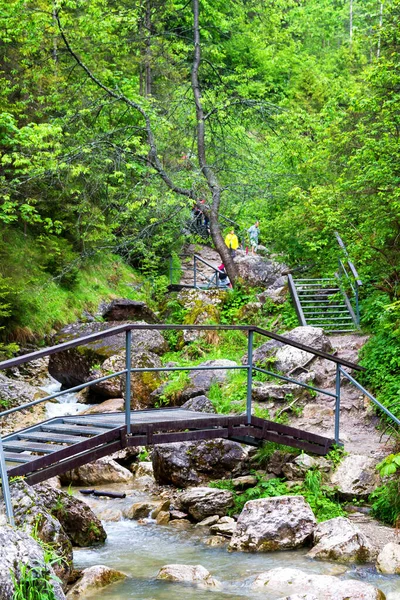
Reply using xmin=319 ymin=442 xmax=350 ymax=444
xmin=251 ymin=416 xmax=334 ymax=446
xmin=18 ymin=432 xmax=91 ymax=444
xmin=255 ymin=428 xmax=332 ymax=455
xmin=7 ymin=426 xmax=125 ymax=478
xmin=62 ymin=417 xmax=122 ymax=429
xmin=3 ymin=441 xmax=66 ymax=453
xmin=40 ymin=424 xmax=109 ymax=436
xmin=150 ymin=428 xmax=229 ymax=444
xmin=24 ymin=440 xmax=124 ymax=485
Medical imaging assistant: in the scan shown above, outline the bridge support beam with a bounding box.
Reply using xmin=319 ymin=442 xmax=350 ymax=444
xmin=247 ymin=330 xmax=254 ymax=424
xmin=125 ymin=330 xmax=132 ymax=435
xmin=0 ymin=438 xmax=15 ymax=526
xmin=335 ymin=364 xmax=341 ymax=444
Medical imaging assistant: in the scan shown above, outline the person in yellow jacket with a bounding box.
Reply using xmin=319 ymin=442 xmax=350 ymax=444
xmin=225 ymin=229 xmax=239 ymax=257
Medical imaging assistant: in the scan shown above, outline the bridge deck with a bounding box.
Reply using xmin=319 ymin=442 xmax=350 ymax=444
xmin=2 ymin=408 xmax=335 ymax=485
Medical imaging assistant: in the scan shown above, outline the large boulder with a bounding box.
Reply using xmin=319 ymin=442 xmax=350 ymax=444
xmin=48 ymin=321 xmax=167 ymax=389
xmin=152 ymin=439 xmax=247 ymax=487
xmin=156 ymin=564 xmax=220 ymax=588
xmin=234 ymin=254 xmax=288 ymax=288
xmin=243 ymin=326 xmax=332 ymax=373
xmin=101 ymin=299 xmax=158 ymax=323
xmin=307 ymin=517 xmax=375 ymax=563
xmin=376 ymin=542 xmax=400 ymax=574
xmin=66 ymin=565 xmax=127 ymax=599
xmin=10 ymin=480 xmax=72 ymax=583
xmin=88 ymin=351 xmax=163 ymax=402
xmin=34 ymin=483 xmax=106 ymax=547
xmin=176 ymin=487 xmax=234 ymax=521
xmin=82 ymin=397 xmax=124 ymax=414
xmin=251 ymin=567 xmax=385 ymax=599
xmin=330 ymin=455 xmax=381 ymax=500
xmin=180 ymin=359 xmax=238 ymax=401
xmin=181 ymin=395 xmax=216 ymax=413
xmin=0 ymin=527 xmax=66 ymax=600
xmin=229 ymin=496 xmax=316 ymax=552
xmin=0 ymin=372 xmax=45 ymax=413
xmin=60 ymin=456 xmax=133 ymax=485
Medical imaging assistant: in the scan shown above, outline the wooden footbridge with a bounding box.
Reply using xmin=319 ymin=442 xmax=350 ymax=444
xmin=1 ymin=322 xmax=397 ymax=526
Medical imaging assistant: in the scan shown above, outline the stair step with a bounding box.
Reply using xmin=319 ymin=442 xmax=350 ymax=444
xmin=294 ymin=278 xmax=336 ymax=282
xmin=18 ymin=432 xmax=90 ymax=444
xmin=3 ymin=441 xmax=66 ymax=453
xmin=40 ymin=424 xmax=108 ymax=436
xmin=4 ymin=452 xmax=38 ymax=464
xmin=306 ymin=316 xmax=353 ymax=321
xmin=298 ymin=289 xmax=340 ymax=294
xmin=325 ymin=329 xmax=358 ymax=333
xmin=302 ymin=304 xmax=348 ymax=309
xmin=64 ymin=417 xmax=122 ymax=429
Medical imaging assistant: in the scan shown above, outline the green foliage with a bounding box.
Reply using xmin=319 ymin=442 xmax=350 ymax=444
xmin=254 ymin=441 xmax=299 ymax=467
xmin=220 ymin=283 xmax=261 ymax=324
xmin=326 ymin=445 xmax=348 ymax=470
xmin=157 ymin=371 xmax=191 ymax=406
xmin=292 ymin=469 xmax=345 ymax=522
xmin=210 ymin=475 xmax=289 ymax=515
xmin=359 ymin=299 xmax=400 ymax=422
xmin=370 ymin=482 xmax=400 ymax=526
xmin=11 ymin=562 xmax=60 ymax=600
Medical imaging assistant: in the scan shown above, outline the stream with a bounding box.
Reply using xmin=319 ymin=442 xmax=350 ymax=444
xmin=42 ymin=387 xmax=400 ymax=599
xmin=72 ymin=485 xmax=400 ymax=600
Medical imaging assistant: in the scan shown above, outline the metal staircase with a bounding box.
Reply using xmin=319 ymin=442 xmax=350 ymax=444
xmin=288 ymin=233 xmax=362 ymax=334
xmin=288 ymin=276 xmax=358 ymax=333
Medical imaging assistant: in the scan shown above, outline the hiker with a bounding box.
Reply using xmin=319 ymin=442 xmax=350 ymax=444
xmin=199 ymin=199 xmax=210 ymax=233
xmin=248 ymin=220 xmax=260 ymax=254
xmin=217 ymin=263 xmax=231 ymax=288
xmin=225 ymin=229 xmax=239 ymax=258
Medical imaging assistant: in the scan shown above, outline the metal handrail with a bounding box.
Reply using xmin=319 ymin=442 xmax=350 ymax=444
xmin=1 ymin=322 xmax=382 ymax=526
xmin=288 ymin=274 xmax=307 ymax=326
xmin=339 ymin=367 xmax=400 ymax=427
xmin=335 ymin=232 xmax=362 ymax=325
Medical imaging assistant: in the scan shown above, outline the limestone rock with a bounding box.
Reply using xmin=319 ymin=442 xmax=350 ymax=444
xmin=177 ymin=487 xmax=234 ymax=521
xmin=156 ymin=564 xmax=220 ymax=588
xmin=123 ymin=501 xmax=160 ymax=520
xmin=97 ymin=508 xmax=123 ymax=522
xmin=229 ymin=496 xmax=316 ymax=552
xmin=210 ymin=517 xmax=236 ymax=537
xmin=0 ymin=527 xmax=66 ymax=600
xmin=308 ymin=517 xmax=375 ymax=563
xmin=88 ymin=350 xmax=163 ymax=402
xmin=252 ymin=382 xmax=300 ymax=402
xmin=231 ymin=475 xmax=258 ymax=489
xmin=235 ymin=254 xmax=288 ymax=288
xmin=204 ymin=535 xmax=228 ymax=547
xmin=179 ymin=359 xmax=238 ymax=401
xmin=196 ymin=515 xmax=220 ymax=527
xmin=267 ymin=450 xmax=295 ymax=476
xmin=0 ymin=372 xmax=45 ymax=413
xmin=10 ymin=480 xmax=72 ymax=583
xmin=152 ymin=439 xmax=247 ymax=487
xmin=181 ymin=395 xmax=216 ymax=413
xmin=330 ymin=455 xmax=381 ymax=500
xmin=34 ymin=483 xmax=106 ymax=546
xmin=251 ymin=567 xmax=385 ymax=599
xmin=60 ymin=456 xmax=133 ymax=485
xmin=82 ymin=397 xmax=124 ymax=414
xmin=156 ymin=511 xmax=170 ymax=525
xmin=101 ymin=299 xmax=158 ymax=323
xmin=66 ymin=565 xmax=127 ymax=599
xmin=277 ymin=596 xmax=319 ymax=600
xmin=133 ymin=461 xmax=154 ymax=478
xmin=48 ymin=320 xmax=167 ymax=389
xmin=376 ymin=542 xmax=400 ymax=574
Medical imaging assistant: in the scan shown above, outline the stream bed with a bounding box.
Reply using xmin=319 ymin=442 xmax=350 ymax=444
xmin=72 ymin=486 xmax=400 ymax=600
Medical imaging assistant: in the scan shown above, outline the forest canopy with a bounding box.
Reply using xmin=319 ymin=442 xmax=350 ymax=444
xmin=0 ymin=0 xmax=399 ymax=340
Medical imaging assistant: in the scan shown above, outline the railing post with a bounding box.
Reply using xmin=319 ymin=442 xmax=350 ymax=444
xmin=194 ymin=256 xmax=197 ymax=288
xmin=125 ymin=329 xmax=132 ymax=436
xmin=335 ymin=364 xmax=341 ymax=444
xmin=246 ymin=329 xmax=254 ymax=425
xmin=355 ymin=284 xmax=360 ymax=326
xmin=0 ymin=437 xmax=15 ymax=526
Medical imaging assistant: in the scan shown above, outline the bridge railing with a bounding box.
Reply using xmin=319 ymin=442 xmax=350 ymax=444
xmin=0 ymin=323 xmax=397 ymax=526
xmin=335 ymin=232 xmax=362 ymax=326
xmin=169 ymin=254 xmax=227 ymax=289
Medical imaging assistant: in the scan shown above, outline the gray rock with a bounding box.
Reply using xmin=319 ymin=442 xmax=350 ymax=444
xmin=152 ymin=439 xmax=247 ymax=487
xmin=258 ymin=286 xmax=287 ymax=305
xmin=48 ymin=320 xmax=167 ymax=389
xmin=156 ymin=564 xmax=220 ymax=588
xmin=235 ymin=254 xmax=288 ymax=288
xmin=307 ymin=517 xmax=375 ymax=563
xmin=330 ymin=455 xmax=381 ymax=500
xmin=376 ymin=542 xmax=400 ymax=574
xmin=266 ymin=450 xmax=295 ymax=476
xmin=180 ymin=359 xmax=238 ymax=401
xmin=210 ymin=517 xmax=236 ymax=537
xmin=177 ymin=487 xmax=234 ymax=521
xmin=34 ymin=483 xmax=106 ymax=547
xmin=66 ymin=565 xmax=127 ymax=599
xmin=0 ymin=526 xmax=66 ymax=600
xmin=229 ymin=496 xmax=316 ymax=552
xmin=101 ymin=299 xmax=158 ymax=323
xmin=181 ymin=395 xmax=216 ymax=413
xmin=10 ymin=480 xmax=72 ymax=583
xmin=123 ymin=501 xmax=160 ymax=520
xmin=88 ymin=350 xmax=163 ymax=402
xmin=60 ymin=456 xmax=133 ymax=485
xmin=252 ymin=382 xmax=300 ymax=403
xmin=195 ymin=515 xmax=220 ymax=527
xmin=231 ymin=475 xmax=258 ymax=489
xmin=251 ymin=567 xmax=385 ymax=599
xmin=0 ymin=372 xmax=45 ymax=412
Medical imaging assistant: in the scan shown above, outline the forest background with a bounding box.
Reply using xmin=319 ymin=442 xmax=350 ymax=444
xmin=0 ymin=0 xmax=399 ymax=413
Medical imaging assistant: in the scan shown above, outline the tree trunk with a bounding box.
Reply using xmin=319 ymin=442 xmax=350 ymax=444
xmin=191 ymin=0 xmax=238 ymax=284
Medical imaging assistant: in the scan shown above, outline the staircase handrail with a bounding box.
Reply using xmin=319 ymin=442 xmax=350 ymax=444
xmin=288 ymin=274 xmax=307 ymax=326
xmin=334 ymin=232 xmax=362 ymax=325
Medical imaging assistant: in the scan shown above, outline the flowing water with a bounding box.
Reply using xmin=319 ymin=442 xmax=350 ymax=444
xmin=40 ymin=378 xmax=87 ymax=419
xmin=72 ymin=486 xmax=400 ymax=600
